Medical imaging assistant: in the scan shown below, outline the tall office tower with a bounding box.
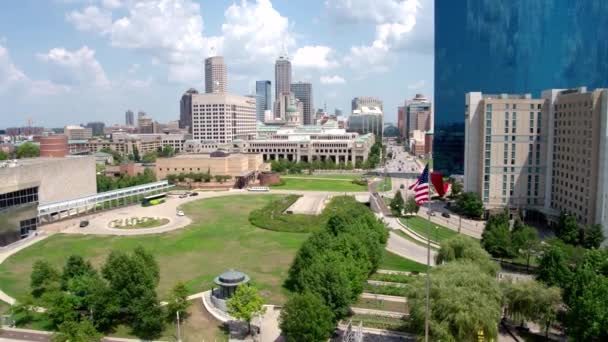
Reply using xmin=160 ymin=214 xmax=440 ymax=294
xmin=191 ymin=93 xmax=257 ymax=143
xmin=137 ymin=111 xmax=154 ymax=134
xmin=85 ymin=122 xmax=105 ymax=136
xmin=464 ymin=93 xmax=547 ymax=209
xmin=255 ymin=80 xmax=271 ymax=121
xmin=275 ymin=55 xmax=292 ymax=100
xmin=125 ymin=110 xmax=134 ymax=126
xmin=397 ymin=106 xmax=406 ymax=138
xmin=406 ymin=94 xmax=432 ymax=139
xmin=291 ymin=82 xmax=313 ymax=125
xmin=435 ymin=0 xmax=608 ymax=176
xmin=180 ymin=88 xmax=199 ymax=132
xmin=351 ymin=97 xmax=383 ymax=111
xmin=334 ymin=108 xmax=343 ymax=117
xmin=204 ymin=56 xmax=227 ymax=94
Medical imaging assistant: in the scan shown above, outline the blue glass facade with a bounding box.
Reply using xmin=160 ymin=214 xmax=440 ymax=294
xmin=434 ymin=0 xmax=608 ymax=175
xmin=256 ymin=80 xmax=272 ymax=122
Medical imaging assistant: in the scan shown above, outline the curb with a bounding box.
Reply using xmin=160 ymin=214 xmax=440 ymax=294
xmin=395 ymin=219 xmax=441 ymax=249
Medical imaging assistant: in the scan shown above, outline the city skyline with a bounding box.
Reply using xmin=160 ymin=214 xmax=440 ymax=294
xmin=0 ymin=0 xmax=434 ymax=128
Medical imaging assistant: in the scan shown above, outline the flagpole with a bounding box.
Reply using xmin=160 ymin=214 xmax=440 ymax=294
xmin=424 ymin=166 xmax=431 ymax=342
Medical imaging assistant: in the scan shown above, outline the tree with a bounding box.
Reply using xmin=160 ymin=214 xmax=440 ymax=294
xmin=556 ymin=212 xmax=580 ymax=245
xmin=159 ymin=145 xmax=175 ymax=157
xmin=43 ymin=290 xmax=79 ymax=327
xmin=141 ymin=151 xmax=157 ymax=163
xmin=30 ymin=260 xmax=61 ymax=297
xmin=583 ymin=224 xmax=604 ymax=249
xmin=99 ymin=148 xmax=122 ymax=164
xmin=279 ymin=292 xmax=335 ymax=342
xmin=16 ymin=142 xmax=40 ymax=158
xmin=0 ymin=150 xmax=8 ymax=160
xmin=403 ymin=197 xmax=420 ymax=215
xmin=166 ymin=282 xmax=190 ymax=322
xmin=511 ymin=224 xmax=540 ymax=267
xmin=51 ymin=320 xmax=102 ymax=342
xmin=564 ymin=267 xmax=608 ymax=340
xmin=537 ymin=244 xmax=572 ymax=288
xmin=408 ymin=261 xmax=502 ymax=341
xmin=227 ymin=285 xmax=266 ymax=334
xmin=449 ymin=177 xmax=463 ymax=197
xmin=436 ymin=235 xmax=499 ymax=275
xmin=481 ymin=212 xmax=514 ymax=259
xmin=61 ymin=255 xmax=95 ymax=289
xmin=389 ymin=191 xmax=405 ymax=216
xmin=129 ymin=286 xmax=165 ymax=340
xmin=454 ymin=192 xmax=484 ymax=218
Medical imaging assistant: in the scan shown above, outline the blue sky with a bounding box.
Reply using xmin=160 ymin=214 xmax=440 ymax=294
xmin=0 ymin=0 xmax=433 ymax=128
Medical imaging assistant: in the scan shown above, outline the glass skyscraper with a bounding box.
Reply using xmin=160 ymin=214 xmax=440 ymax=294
xmin=255 ymin=80 xmax=271 ymax=122
xmin=434 ymin=0 xmax=608 ymax=175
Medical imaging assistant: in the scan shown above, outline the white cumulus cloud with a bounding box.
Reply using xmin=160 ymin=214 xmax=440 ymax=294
xmin=293 ymin=45 xmax=339 ymax=69
xmin=66 ymin=6 xmax=112 ymax=33
xmin=320 ymin=75 xmax=345 ymax=84
xmin=0 ymin=45 xmax=69 ymax=96
xmin=37 ymin=46 xmax=110 ymax=87
xmin=407 ymin=79 xmax=426 ymax=90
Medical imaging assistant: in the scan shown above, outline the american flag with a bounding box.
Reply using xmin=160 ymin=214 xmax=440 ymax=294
xmin=409 ymin=164 xmax=430 ymax=205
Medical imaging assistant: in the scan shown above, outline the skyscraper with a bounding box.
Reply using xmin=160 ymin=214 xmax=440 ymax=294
xmin=291 ymin=82 xmax=313 ymax=125
xmin=180 ymin=88 xmax=199 ymax=132
xmin=351 ymin=97 xmax=383 ymax=111
xmin=204 ymin=56 xmax=227 ymax=94
xmin=435 ymin=0 xmax=608 ymax=175
xmin=275 ymin=55 xmax=291 ymax=100
xmin=406 ymin=94 xmax=432 ymax=138
xmin=397 ymin=106 xmax=406 ymax=138
xmin=255 ymin=80 xmax=271 ymax=122
xmin=125 ymin=110 xmax=134 ymax=126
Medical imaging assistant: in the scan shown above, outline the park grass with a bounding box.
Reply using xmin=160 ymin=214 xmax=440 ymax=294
xmin=281 ymin=173 xmax=362 ymax=180
xmin=363 ymin=283 xmax=409 ymax=297
xmin=249 ymin=195 xmax=353 ymax=233
xmin=352 ymin=298 xmax=408 ymax=314
xmin=270 ymin=177 xmax=367 ymax=192
xmin=393 ymin=229 xmax=439 ymax=250
xmin=400 ymin=216 xmax=459 ymax=243
xmin=369 ymin=272 xmax=416 ymax=284
xmin=373 ymin=177 xmax=392 ymax=192
xmin=0 ymin=195 xmax=307 ymax=304
xmin=379 ymin=250 xmax=427 ymax=273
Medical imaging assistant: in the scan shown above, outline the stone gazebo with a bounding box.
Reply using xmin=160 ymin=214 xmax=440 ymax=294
xmin=210 ymin=269 xmax=250 ymax=312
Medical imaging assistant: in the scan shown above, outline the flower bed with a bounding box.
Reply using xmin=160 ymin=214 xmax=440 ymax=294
xmin=109 ymin=217 xmax=169 ymax=229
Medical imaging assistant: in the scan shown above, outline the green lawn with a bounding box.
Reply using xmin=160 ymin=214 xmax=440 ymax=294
xmin=393 ymin=229 xmax=439 ymax=250
xmin=373 ymin=177 xmax=392 ymax=192
xmin=400 ymin=216 xmax=458 ymax=243
xmin=271 ymin=177 xmax=367 ymax=191
xmin=379 ymin=250 xmax=427 ymax=273
xmin=0 ymin=195 xmax=307 ymax=304
xmin=249 ymin=195 xmax=354 ymax=233
xmin=282 ymin=174 xmax=362 ymax=180
xmin=352 ymin=298 xmax=408 ymax=314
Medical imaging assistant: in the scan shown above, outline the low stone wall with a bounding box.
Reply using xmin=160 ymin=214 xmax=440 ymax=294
xmin=258 ymin=172 xmax=281 ymax=186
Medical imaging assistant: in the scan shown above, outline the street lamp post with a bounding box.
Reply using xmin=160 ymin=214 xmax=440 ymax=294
xmin=176 ymin=311 xmax=182 ymax=342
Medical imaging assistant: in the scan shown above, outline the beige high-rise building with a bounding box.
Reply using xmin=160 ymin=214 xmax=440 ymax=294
xmin=191 ymin=93 xmax=256 ymax=144
xmin=64 ymin=125 xmax=93 ymax=140
xmin=542 ymin=87 xmax=608 ymax=227
xmin=464 ymin=87 xmax=608 ymax=238
xmin=275 ymin=55 xmax=291 ymax=100
xmin=464 ymin=93 xmax=548 ymax=209
xmin=205 ymin=56 xmax=227 ymax=94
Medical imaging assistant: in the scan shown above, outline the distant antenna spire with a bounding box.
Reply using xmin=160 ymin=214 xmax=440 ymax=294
xmin=281 ymin=38 xmax=288 ymax=58
xmin=210 ymin=45 xmax=216 ymax=57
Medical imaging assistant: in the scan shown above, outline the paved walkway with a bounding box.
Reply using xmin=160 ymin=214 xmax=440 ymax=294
xmin=385 ymin=220 xmax=437 ymax=266
xmin=360 ymin=293 xmax=407 ymax=303
xmin=350 ymin=307 xmax=405 ymax=319
xmin=394 ymin=218 xmax=441 ymax=249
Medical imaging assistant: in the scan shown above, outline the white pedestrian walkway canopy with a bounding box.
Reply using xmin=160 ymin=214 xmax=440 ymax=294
xmin=38 ymin=181 xmax=173 ymax=223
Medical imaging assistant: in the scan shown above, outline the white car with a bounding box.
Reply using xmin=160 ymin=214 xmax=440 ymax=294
xmin=177 ymin=210 xmax=185 ymax=216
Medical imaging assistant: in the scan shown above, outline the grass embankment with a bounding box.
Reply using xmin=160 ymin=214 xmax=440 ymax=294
xmin=400 ymin=216 xmax=459 ymax=243
xmin=249 ymin=195 xmax=355 ymax=233
xmin=271 ymin=176 xmax=367 ymax=192
xmin=364 ymin=283 xmax=409 ymax=297
xmin=0 ymin=195 xmax=306 ymax=304
xmin=352 ymin=298 xmax=408 ymax=314
xmin=346 ymin=314 xmax=410 ymax=332
xmin=379 ymin=250 xmax=427 ymax=273
xmin=369 ymin=273 xmax=416 ymax=283
xmin=373 ymin=177 xmax=392 ymax=192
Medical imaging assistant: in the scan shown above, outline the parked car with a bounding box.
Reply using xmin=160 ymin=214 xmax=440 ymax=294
xmin=177 ymin=210 xmax=185 ymax=216
xmin=429 ymin=212 xmax=436 ymax=216
xmin=79 ymin=220 xmax=89 ymax=228
xmin=179 ymin=194 xmax=188 ymax=198
xmin=442 ymin=212 xmax=451 ymax=218
xmin=189 ymin=192 xmax=199 ymax=197
xmin=400 ymin=184 xmax=405 ymax=189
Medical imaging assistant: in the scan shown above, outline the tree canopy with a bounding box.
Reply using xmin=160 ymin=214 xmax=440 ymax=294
xmin=16 ymin=142 xmax=40 ymax=158
xmin=389 ymin=191 xmax=405 ymax=216
xmin=279 ymin=292 xmax=335 ymax=342
xmin=227 ymin=285 xmax=265 ymax=333
xmin=436 ymin=235 xmax=499 ymax=275
xmin=454 ymin=192 xmax=484 ymax=218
